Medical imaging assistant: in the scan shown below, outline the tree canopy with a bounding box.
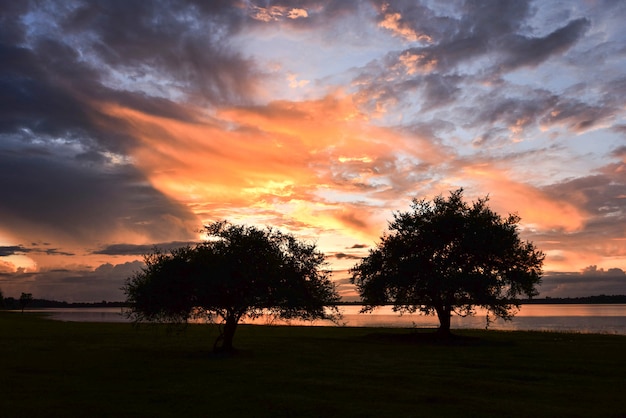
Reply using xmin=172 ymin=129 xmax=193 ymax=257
xmin=350 ymin=189 xmax=544 ymax=334
xmin=124 ymin=221 xmax=340 ymax=351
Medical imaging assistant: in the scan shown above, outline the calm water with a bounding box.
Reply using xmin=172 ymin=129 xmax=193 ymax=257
xmin=24 ymin=304 xmax=626 ymax=335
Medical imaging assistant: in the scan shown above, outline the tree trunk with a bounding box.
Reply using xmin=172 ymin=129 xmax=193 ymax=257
xmin=215 ymin=314 xmax=239 ymax=352
xmin=435 ymin=305 xmax=452 ymax=336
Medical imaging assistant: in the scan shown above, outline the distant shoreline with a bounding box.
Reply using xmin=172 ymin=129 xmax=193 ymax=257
xmin=519 ymin=295 xmax=626 ymax=304
xmin=337 ymin=294 xmax=626 ymax=305
xmin=2 ymin=298 xmax=127 ymax=309
xmin=4 ymin=294 xmax=626 ymax=309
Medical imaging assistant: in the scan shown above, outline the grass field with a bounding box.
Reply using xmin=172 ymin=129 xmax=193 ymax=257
xmin=2 ymin=311 xmax=625 ymax=417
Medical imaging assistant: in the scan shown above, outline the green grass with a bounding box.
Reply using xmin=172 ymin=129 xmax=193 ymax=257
xmin=2 ymin=312 xmax=625 ymax=417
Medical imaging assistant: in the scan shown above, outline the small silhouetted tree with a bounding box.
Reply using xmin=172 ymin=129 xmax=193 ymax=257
xmin=351 ymin=189 xmax=544 ymax=335
xmin=0 ymin=288 xmax=4 ymax=309
xmin=19 ymin=292 xmax=33 ymax=313
xmin=124 ymin=221 xmax=340 ymax=352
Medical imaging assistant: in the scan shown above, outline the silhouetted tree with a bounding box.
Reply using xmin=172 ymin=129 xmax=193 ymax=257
xmin=0 ymin=288 xmax=4 ymax=309
xmin=124 ymin=221 xmax=340 ymax=351
xmin=19 ymin=292 xmax=33 ymax=313
xmin=351 ymin=189 xmax=544 ymax=335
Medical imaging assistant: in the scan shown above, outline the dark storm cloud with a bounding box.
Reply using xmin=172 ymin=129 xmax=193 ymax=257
xmin=0 ymin=245 xmax=75 ymax=257
xmin=0 ymin=152 xmax=197 ymax=244
xmin=62 ymin=0 xmax=258 ymax=104
xmin=0 ymin=1 xmax=257 ymax=151
xmin=0 ymin=0 xmax=278 ymax=175
xmin=496 ymin=18 xmax=590 ymax=73
xmin=0 ymin=42 xmax=99 ymax=139
xmin=0 ymin=28 xmax=200 ymax=168
xmin=0 ymin=2 xmax=28 ymax=44
xmin=0 ymin=246 xmax=27 ymax=257
xmin=94 ymin=241 xmax=198 ymax=256
xmin=0 ymin=1 xmax=265 ymax=248
xmin=0 ymin=261 xmax=144 ymax=302
xmin=540 ymin=267 xmax=626 ymax=297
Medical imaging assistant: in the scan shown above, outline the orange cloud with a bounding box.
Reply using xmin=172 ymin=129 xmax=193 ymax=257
xmin=398 ymin=52 xmax=438 ymax=75
xmin=0 ymin=258 xmax=18 ymax=273
xmin=378 ymin=9 xmax=432 ymax=43
xmin=96 ymin=94 xmax=423 ymax=243
xmin=461 ymin=164 xmax=588 ymax=232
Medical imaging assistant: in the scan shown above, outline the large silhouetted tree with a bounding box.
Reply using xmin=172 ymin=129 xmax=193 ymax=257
xmin=124 ymin=221 xmax=340 ymax=351
xmin=351 ymin=189 xmax=544 ymax=335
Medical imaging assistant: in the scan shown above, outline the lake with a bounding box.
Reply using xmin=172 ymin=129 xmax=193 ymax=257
xmin=23 ymin=304 xmax=626 ymax=335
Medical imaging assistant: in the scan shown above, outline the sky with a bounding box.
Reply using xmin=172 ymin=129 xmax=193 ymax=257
xmin=1 ymin=0 xmax=626 ymax=302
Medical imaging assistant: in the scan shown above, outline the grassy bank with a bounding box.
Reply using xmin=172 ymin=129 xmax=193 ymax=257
xmin=2 ymin=312 xmax=625 ymax=417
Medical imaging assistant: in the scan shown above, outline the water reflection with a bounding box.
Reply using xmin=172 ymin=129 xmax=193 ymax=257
xmin=24 ymin=307 xmax=129 ymax=323
xmin=22 ymin=304 xmax=626 ymax=335
xmin=510 ymin=304 xmax=626 ymax=317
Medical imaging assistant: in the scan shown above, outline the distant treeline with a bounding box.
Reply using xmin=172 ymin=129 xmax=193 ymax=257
xmin=336 ymin=295 xmax=626 ymax=305
xmin=521 ymin=295 xmax=626 ymax=304
xmin=3 ymin=295 xmax=626 ymax=310
xmin=1 ymin=298 xmax=128 ymax=310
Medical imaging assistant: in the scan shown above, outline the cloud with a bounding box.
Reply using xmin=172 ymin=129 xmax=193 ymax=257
xmin=0 ymin=152 xmax=199 ymax=247
xmin=376 ymin=0 xmax=535 ymax=74
xmin=540 ymin=266 xmax=626 ymax=297
xmin=0 ymin=246 xmax=26 ymax=257
xmin=0 ymin=260 xmax=15 ymax=274
xmin=455 ymin=165 xmax=589 ymax=232
xmin=0 ymin=42 xmax=105 ymax=144
xmin=540 ymin=99 xmax=616 ymax=134
xmin=611 ymin=145 xmax=626 ymax=159
xmin=0 ymin=1 xmax=265 ymax=168
xmin=331 ymin=252 xmax=363 ymax=260
xmin=497 ymin=18 xmax=590 ymax=73
xmin=0 ymin=2 xmax=243 ymax=255
xmin=348 ymin=244 xmax=369 ymax=249
xmin=96 ymin=92 xmax=440 ymax=239
xmin=63 ymin=1 xmax=260 ymax=104
xmin=377 ymin=3 xmax=433 ymax=43
xmin=1 ymin=0 xmax=625 ymax=302
xmin=520 ymin=164 xmax=626 ymax=272
xmin=353 ymin=2 xmax=593 ymax=131
xmin=0 ymin=245 xmax=74 ymax=257
xmin=582 ymin=265 xmax=626 ymax=277
xmin=94 ymin=241 xmax=198 ymax=256
xmin=0 ymin=261 xmax=143 ymax=302
xmin=288 ymin=8 xmax=309 ymax=19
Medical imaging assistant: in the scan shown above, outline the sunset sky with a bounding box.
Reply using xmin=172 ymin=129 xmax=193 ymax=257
xmin=1 ymin=0 xmax=626 ymax=302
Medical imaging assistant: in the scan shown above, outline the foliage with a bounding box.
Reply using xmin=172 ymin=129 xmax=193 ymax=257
xmin=124 ymin=221 xmax=340 ymax=351
xmin=351 ymin=189 xmax=545 ymax=333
